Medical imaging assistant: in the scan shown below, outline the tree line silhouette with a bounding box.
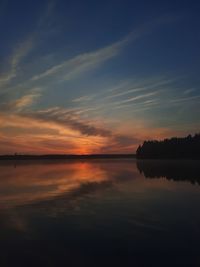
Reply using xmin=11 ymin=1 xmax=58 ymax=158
xmin=136 ymin=133 xmax=200 ymax=159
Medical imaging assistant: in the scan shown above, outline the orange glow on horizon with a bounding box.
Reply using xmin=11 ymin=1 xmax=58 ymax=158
xmin=0 ymin=112 xmax=193 ymax=155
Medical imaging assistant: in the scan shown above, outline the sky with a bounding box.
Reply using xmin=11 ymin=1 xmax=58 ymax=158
xmin=0 ymin=0 xmax=200 ymax=154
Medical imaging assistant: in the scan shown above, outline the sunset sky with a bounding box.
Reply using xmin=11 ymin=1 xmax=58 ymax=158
xmin=0 ymin=0 xmax=200 ymax=154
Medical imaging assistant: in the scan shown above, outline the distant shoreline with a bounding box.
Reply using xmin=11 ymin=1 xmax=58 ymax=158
xmin=0 ymin=154 xmax=136 ymax=160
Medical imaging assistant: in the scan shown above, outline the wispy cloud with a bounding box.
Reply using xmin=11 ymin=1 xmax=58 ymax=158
xmin=23 ymin=106 xmax=142 ymax=152
xmin=0 ymin=37 xmax=34 ymax=86
xmin=30 ymin=15 xmax=175 ymax=83
xmin=114 ymin=90 xmax=161 ymax=106
xmin=0 ymin=1 xmax=56 ymax=88
xmin=0 ymin=102 xmax=142 ymax=154
xmin=25 ymin=107 xmax=112 ymax=137
xmin=106 ymin=87 xmax=148 ymax=100
xmin=106 ymin=78 xmax=175 ymax=100
xmin=183 ymin=88 xmax=196 ymax=95
xmin=170 ymin=95 xmax=200 ymax=103
xmin=11 ymin=93 xmax=41 ymax=111
xmin=0 ymin=90 xmax=41 ymax=112
xmin=69 ymin=77 xmax=175 ymax=115
xmin=37 ymin=0 xmax=56 ymax=28
xmin=72 ymin=95 xmax=96 ymax=103
xmin=30 ymin=41 xmax=125 ymax=82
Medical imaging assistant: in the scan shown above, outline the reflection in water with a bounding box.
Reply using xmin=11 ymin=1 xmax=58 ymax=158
xmin=137 ymin=160 xmax=200 ymax=185
xmin=0 ymin=159 xmax=200 ymax=266
xmin=0 ymin=160 xmax=135 ymax=209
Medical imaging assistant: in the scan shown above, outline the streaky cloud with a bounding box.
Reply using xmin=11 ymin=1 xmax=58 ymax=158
xmin=183 ymin=88 xmax=196 ymax=95
xmin=25 ymin=107 xmax=112 ymax=137
xmin=170 ymin=95 xmax=200 ymax=103
xmin=0 ymin=37 xmax=34 ymax=86
xmin=0 ymin=90 xmax=41 ymax=112
xmin=113 ymin=90 xmax=161 ymax=106
xmin=30 ymin=41 xmax=123 ymax=82
xmin=30 ymin=15 xmax=176 ymax=83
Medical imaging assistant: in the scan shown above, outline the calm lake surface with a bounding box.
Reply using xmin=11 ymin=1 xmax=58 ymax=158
xmin=0 ymin=159 xmax=200 ymax=266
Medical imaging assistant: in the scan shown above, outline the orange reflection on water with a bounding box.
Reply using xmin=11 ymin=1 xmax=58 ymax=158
xmin=0 ymin=160 xmax=109 ymax=208
xmin=0 ymin=159 xmax=199 ymax=211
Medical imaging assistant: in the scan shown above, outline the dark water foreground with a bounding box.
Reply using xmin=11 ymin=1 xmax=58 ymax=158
xmin=0 ymin=159 xmax=200 ymax=267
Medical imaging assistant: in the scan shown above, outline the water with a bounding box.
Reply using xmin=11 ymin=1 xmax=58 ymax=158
xmin=0 ymin=159 xmax=200 ymax=266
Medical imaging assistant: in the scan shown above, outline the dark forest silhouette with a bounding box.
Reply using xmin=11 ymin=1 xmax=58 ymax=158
xmin=137 ymin=160 xmax=200 ymax=185
xmin=136 ymin=133 xmax=200 ymax=159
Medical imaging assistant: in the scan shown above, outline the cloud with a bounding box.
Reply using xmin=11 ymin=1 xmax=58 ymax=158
xmin=105 ymin=78 xmax=175 ymax=100
xmin=72 ymin=95 xmax=96 ymax=103
xmin=11 ymin=93 xmax=41 ymax=110
xmin=0 ymin=1 xmax=56 ymax=89
xmin=30 ymin=41 xmax=123 ymax=82
xmin=0 ymin=37 xmax=34 ymax=86
xmin=106 ymin=87 xmax=148 ymax=100
xmin=68 ymin=77 xmax=175 ymax=116
xmin=0 ymin=134 xmax=78 ymax=155
xmin=23 ymin=107 xmax=142 ymax=153
xmin=0 ymin=104 xmax=141 ymax=154
xmin=25 ymin=107 xmax=112 ymax=137
xmin=30 ymin=15 xmax=175 ymax=83
xmin=37 ymin=0 xmax=56 ymax=28
xmin=98 ymin=134 xmax=140 ymax=154
xmin=183 ymin=88 xmax=196 ymax=95
xmin=170 ymin=95 xmax=200 ymax=104
xmin=0 ymin=91 xmax=41 ymax=112
xmin=110 ymin=90 xmax=162 ymax=109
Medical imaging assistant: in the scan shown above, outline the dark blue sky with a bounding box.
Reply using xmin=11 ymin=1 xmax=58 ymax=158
xmin=0 ymin=0 xmax=200 ymax=154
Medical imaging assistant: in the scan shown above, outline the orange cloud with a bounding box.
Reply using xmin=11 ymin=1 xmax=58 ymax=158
xmin=0 ymin=106 xmax=140 ymax=154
